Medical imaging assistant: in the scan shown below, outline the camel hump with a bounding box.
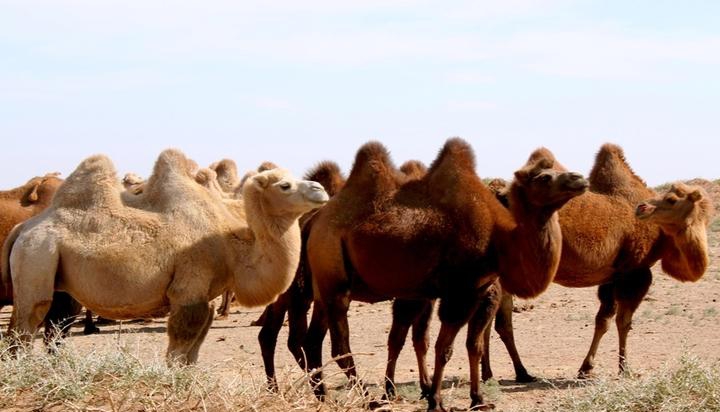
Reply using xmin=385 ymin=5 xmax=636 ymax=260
xmin=526 ymin=147 xmax=567 ymax=171
xmin=304 ymin=161 xmax=345 ymax=197
xmin=589 ymin=143 xmax=648 ymax=196
xmin=143 ymin=149 xmax=197 ymax=191
xmin=345 ymin=141 xmax=399 ymax=191
xmin=399 ymin=160 xmax=427 ymax=179
xmin=428 ymin=137 xmax=476 ymax=175
xmin=258 ymin=161 xmax=279 ymax=172
xmin=52 ymin=154 xmax=122 ymax=209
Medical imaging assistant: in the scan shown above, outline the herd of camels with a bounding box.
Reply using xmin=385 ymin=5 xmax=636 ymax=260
xmin=0 ymin=138 xmax=714 ymax=412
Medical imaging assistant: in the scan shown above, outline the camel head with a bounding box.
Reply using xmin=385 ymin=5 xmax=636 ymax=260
xmin=20 ymin=172 xmax=62 ymax=207
xmin=512 ymin=154 xmax=589 ymax=209
xmin=636 ymin=183 xmax=715 ymax=232
xmin=243 ymin=168 xmax=329 ymax=217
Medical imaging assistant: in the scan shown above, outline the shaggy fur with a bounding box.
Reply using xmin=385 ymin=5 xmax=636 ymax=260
xmin=3 ymin=149 xmax=328 ymax=364
xmin=490 ymin=144 xmax=714 ymax=380
xmin=304 ymin=138 xmax=587 ymax=411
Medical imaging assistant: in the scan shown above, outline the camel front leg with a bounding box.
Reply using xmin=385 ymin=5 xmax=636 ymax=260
xmin=166 ymin=301 xmax=214 ymax=365
xmin=615 ymin=268 xmax=652 ymax=374
xmin=304 ymin=302 xmax=329 ymax=399
xmin=490 ymin=290 xmax=535 ymax=382
xmin=428 ymin=321 xmax=463 ymax=412
xmin=579 ymin=283 xmax=617 ymax=378
xmin=466 ymin=285 xmax=500 ymax=411
xmin=411 ymin=299 xmax=434 ymax=399
xmin=385 ymin=299 xmax=416 ymax=399
xmin=258 ymin=294 xmax=289 ymax=391
xmin=326 ymin=292 xmax=365 ymax=393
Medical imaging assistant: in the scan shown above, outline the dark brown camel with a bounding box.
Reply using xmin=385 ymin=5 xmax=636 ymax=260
xmin=303 ymin=138 xmax=588 ymax=411
xmin=0 ymin=173 xmax=87 ymax=342
xmin=482 ymin=144 xmax=714 ymax=381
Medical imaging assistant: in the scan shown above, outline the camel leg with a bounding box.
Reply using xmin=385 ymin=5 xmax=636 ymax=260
xmin=428 ymin=295 xmax=481 ymax=412
xmin=385 ymin=299 xmax=420 ymax=399
xmin=216 ymin=290 xmax=232 ymax=320
xmin=304 ymin=301 xmax=329 ymax=399
xmin=411 ymin=299 xmax=434 ymax=399
xmin=466 ymin=287 xmax=500 ymax=411
xmin=166 ymin=301 xmax=214 ymax=365
xmin=488 ymin=291 xmax=535 ymax=382
xmin=286 ymin=288 xmax=312 ymax=371
xmin=258 ymin=294 xmax=289 ymax=391
xmin=43 ymin=292 xmax=83 ymax=347
xmin=83 ymin=309 xmax=100 ymax=335
xmin=578 ymin=283 xmax=617 ymax=377
xmin=614 ymin=268 xmax=652 ymax=374
xmin=325 ymin=292 xmax=363 ymax=389
xmin=8 ymin=245 xmax=58 ymax=351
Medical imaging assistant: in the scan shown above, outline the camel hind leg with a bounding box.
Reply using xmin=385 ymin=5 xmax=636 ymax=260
xmin=8 ymin=239 xmax=59 ymax=350
xmin=258 ymin=294 xmax=289 ymax=390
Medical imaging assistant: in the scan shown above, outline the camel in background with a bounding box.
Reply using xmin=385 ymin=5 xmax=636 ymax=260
xmin=304 ymin=138 xmax=588 ymax=411
xmin=3 ymin=149 xmax=328 ymax=364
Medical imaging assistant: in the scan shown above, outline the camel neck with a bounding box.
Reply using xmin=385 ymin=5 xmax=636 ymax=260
xmin=660 ymin=224 xmax=709 ymax=282
xmin=497 ymin=188 xmax=563 ymax=299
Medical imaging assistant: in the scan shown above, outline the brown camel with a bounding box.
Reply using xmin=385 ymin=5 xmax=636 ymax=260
xmin=303 ymin=138 xmax=588 ymax=411
xmin=484 ymin=144 xmax=714 ymax=381
xmin=0 ymin=173 xmax=87 ymax=342
xmin=3 ymin=149 xmax=329 ymax=364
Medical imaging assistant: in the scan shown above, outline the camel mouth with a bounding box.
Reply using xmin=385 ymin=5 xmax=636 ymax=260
xmin=565 ymin=179 xmax=589 ymax=193
xmin=636 ymin=203 xmax=656 ymax=219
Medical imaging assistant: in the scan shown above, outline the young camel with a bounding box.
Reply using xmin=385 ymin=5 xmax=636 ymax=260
xmin=304 ymin=138 xmax=588 ymax=411
xmin=484 ymin=145 xmax=714 ymax=381
xmin=3 ymin=149 xmax=329 ymax=364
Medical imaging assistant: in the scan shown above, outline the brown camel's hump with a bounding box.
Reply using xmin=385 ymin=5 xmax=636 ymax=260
xmin=399 ymin=160 xmax=427 ymax=180
xmin=526 ymin=147 xmax=567 ymax=171
xmin=304 ymin=161 xmax=345 ymax=197
xmin=343 ymin=141 xmax=401 ymax=194
xmin=588 ymin=143 xmax=650 ymax=198
xmin=424 ymin=138 xmax=513 ymax=229
xmin=52 ymin=154 xmax=122 ymax=210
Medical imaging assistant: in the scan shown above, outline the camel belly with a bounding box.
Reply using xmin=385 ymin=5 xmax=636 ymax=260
xmin=56 ymin=246 xmax=173 ymax=319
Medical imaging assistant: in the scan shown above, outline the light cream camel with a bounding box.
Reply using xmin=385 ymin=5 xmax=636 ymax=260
xmin=3 ymin=149 xmax=328 ymax=364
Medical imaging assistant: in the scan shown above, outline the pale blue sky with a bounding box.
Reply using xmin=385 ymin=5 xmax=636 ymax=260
xmin=1 ymin=0 xmax=718 ymax=188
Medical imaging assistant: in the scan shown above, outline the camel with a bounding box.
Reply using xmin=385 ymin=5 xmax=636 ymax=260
xmin=484 ymin=144 xmax=714 ymax=381
xmin=3 ymin=149 xmax=329 ymax=364
xmin=215 ymin=160 xmax=282 ymax=319
xmin=303 ymin=138 xmax=588 ymax=411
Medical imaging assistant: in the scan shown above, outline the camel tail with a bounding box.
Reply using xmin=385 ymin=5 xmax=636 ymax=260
xmin=1 ymin=221 xmax=25 ymax=292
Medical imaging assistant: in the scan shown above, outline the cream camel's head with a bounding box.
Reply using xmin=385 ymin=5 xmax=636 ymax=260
xmin=513 ymin=154 xmax=589 ymax=209
xmin=243 ymin=168 xmax=329 ymax=217
xmin=636 ymin=183 xmax=714 ymax=232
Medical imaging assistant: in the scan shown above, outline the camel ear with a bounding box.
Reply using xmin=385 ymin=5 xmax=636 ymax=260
xmin=26 ymin=183 xmax=41 ymax=203
xmin=252 ymin=173 xmax=270 ymax=189
xmin=688 ymin=190 xmax=702 ymax=202
xmin=514 ymin=169 xmax=530 ymax=184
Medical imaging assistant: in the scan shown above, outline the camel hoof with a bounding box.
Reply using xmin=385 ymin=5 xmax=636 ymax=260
xmin=515 ymin=372 xmax=537 ymax=383
xmin=577 ymin=369 xmax=596 ymax=380
xmin=215 ymin=314 xmax=229 ymax=321
xmin=83 ymin=325 xmax=100 ymax=335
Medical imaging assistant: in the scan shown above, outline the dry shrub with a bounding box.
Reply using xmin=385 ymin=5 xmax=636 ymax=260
xmin=533 ymin=355 xmax=720 ymax=412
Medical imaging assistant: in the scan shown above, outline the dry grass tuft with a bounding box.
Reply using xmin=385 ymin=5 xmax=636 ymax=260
xmin=531 ymin=355 xmax=720 ymax=412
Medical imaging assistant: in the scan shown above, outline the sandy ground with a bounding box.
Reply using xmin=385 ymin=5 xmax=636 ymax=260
xmin=2 ymin=201 xmax=719 ymax=411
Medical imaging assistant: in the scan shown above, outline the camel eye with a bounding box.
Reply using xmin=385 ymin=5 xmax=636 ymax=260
xmin=535 ymin=174 xmax=552 ymax=183
xmin=278 ymin=182 xmax=291 ymax=191
xmin=666 ymin=197 xmax=677 ymax=205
